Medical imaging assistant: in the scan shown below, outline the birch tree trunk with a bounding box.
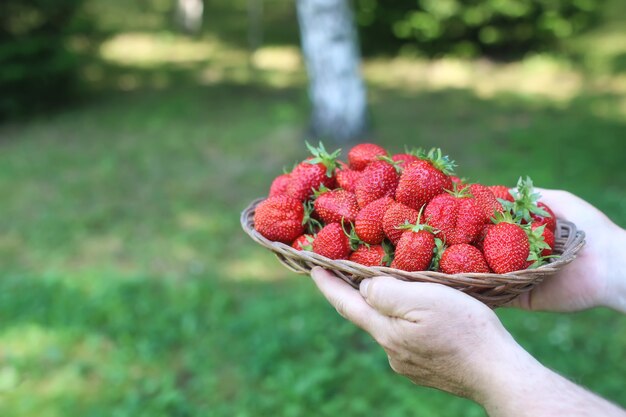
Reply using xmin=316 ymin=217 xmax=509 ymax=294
xmin=296 ymin=0 xmax=368 ymax=143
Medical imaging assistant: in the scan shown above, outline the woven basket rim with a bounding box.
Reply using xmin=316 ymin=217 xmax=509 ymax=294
xmin=241 ymin=197 xmax=586 ymax=307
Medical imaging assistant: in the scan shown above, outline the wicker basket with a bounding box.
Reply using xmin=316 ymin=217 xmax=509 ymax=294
xmin=241 ymin=198 xmax=586 ymax=308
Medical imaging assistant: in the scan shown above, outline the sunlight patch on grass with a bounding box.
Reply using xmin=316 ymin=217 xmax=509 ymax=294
xmin=252 ymin=46 xmax=302 ymax=72
xmin=222 ymin=252 xmax=295 ymax=282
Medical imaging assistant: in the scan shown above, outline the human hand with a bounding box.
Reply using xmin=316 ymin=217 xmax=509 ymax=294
xmin=310 ymin=268 xmax=526 ymax=401
xmin=508 ymin=189 xmax=626 ymax=313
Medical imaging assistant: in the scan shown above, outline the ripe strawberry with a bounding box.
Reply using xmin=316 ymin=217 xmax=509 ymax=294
xmin=355 ymin=196 xmax=394 ymax=244
xmin=269 ymin=173 xmax=291 ymax=197
xmin=532 ymin=223 xmax=554 ymax=258
xmin=382 ymin=201 xmax=419 ymax=245
xmin=335 ymin=167 xmax=361 ymax=193
xmin=532 ymin=202 xmax=556 ymax=233
xmin=313 ymin=188 xmax=360 ymax=224
xmin=391 ymin=222 xmax=437 ymax=272
xmin=440 ymin=244 xmax=490 ymax=274
xmin=348 ymin=143 xmax=387 ymax=171
xmin=504 ymin=177 xmax=556 ymax=232
xmin=312 ymin=223 xmax=351 ymax=260
xmin=467 ymin=183 xmax=503 ymax=221
xmin=395 ymin=148 xmax=455 ymax=211
xmin=292 ymin=234 xmax=314 ymax=251
xmin=488 ymin=185 xmax=514 ymax=202
xmin=392 ymin=153 xmax=420 ymax=169
xmin=355 ymin=160 xmax=400 ymax=208
xmin=424 ymin=188 xmax=484 ymax=245
xmin=287 ymin=142 xmax=340 ymax=201
xmin=349 ymin=244 xmax=388 ymax=267
xmin=254 ymin=196 xmax=304 ymax=244
xmin=483 ymin=215 xmax=530 ymax=274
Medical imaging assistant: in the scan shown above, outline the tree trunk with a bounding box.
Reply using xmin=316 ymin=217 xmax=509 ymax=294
xmin=296 ymin=0 xmax=368 ymax=144
xmin=176 ymin=0 xmax=204 ymax=34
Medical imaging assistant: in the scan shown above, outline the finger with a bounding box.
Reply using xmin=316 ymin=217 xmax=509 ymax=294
xmin=359 ymin=276 xmax=481 ymax=319
xmin=533 ymin=188 xmax=571 ymax=220
xmin=310 ymin=267 xmax=384 ymax=333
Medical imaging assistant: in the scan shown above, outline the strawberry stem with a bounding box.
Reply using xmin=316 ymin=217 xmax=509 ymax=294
xmin=305 ymin=141 xmax=341 ymax=177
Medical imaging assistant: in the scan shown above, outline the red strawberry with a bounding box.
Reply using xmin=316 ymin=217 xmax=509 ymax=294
xmin=382 ymin=201 xmax=419 ymax=245
xmin=349 ymin=244 xmax=388 ymax=267
xmin=391 ymin=223 xmax=436 ymax=272
xmin=483 ymin=216 xmax=530 ymax=274
xmin=440 ymin=244 xmax=490 ymax=274
xmin=355 ymin=196 xmax=394 ymax=244
xmin=424 ymin=189 xmax=484 ymax=245
xmin=313 ymin=188 xmax=360 ymax=224
xmin=269 ymin=173 xmax=291 ymax=197
xmin=467 ymin=183 xmax=503 ymax=221
xmin=532 ymin=202 xmax=556 ymax=233
xmin=335 ymin=167 xmax=361 ymax=193
xmin=488 ymin=185 xmax=514 ymax=202
xmin=348 ymin=143 xmax=387 ymax=171
xmin=531 ymin=223 xmax=555 ymax=258
xmin=287 ymin=142 xmax=340 ymax=201
xmin=392 ymin=153 xmax=420 ymax=169
xmin=292 ymin=234 xmax=314 ymax=251
xmin=473 ymin=224 xmax=494 ymax=252
xmin=313 ymin=223 xmax=351 ymax=260
xmin=395 ymin=148 xmax=455 ymax=211
xmin=254 ymin=196 xmax=304 ymax=244
xmin=355 ymin=160 xmax=400 ymax=208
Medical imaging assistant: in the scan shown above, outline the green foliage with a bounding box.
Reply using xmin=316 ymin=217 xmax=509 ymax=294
xmin=355 ymin=0 xmax=606 ymax=58
xmin=0 ymin=0 xmax=95 ymax=119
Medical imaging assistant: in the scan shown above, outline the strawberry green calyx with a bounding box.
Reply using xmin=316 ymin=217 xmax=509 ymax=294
xmin=504 ymin=176 xmax=551 ymax=222
xmin=376 ymin=154 xmax=403 ymax=173
xmin=444 ymin=181 xmax=473 ymax=198
xmin=419 ymin=148 xmax=456 ymax=176
xmin=490 ymin=210 xmax=522 ymax=225
xmin=397 ymin=205 xmax=438 ymax=234
xmin=312 ymin=184 xmax=330 ymax=198
xmin=429 ymin=237 xmax=445 ymax=271
xmin=525 ymin=223 xmax=554 ymax=268
xmin=341 ymin=221 xmax=365 ymax=251
xmin=305 ymin=141 xmax=341 ymax=177
xmin=381 ymin=239 xmax=394 ymax=266
xmin=403 ymin=146 xmax=424 ymax=157
xmin=302 ymin=200 xmax=322 ymax=233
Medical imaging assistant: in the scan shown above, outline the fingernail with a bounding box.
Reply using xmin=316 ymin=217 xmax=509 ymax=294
xmin=360 ymin=279 xmax=371 ymax=298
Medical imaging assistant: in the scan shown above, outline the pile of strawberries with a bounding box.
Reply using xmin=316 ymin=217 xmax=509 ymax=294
xmin=253 ymin=142 xmax=557 ymax=275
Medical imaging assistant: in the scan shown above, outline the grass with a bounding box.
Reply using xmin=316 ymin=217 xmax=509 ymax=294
xmin=1 ymin=2 xmax=626 ymax=416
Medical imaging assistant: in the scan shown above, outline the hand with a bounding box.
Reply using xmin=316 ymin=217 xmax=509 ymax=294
xmin=310 ymin=268 xmax=524 ymax=401
xmin=508 ymin=189 xmax=626 ymax=313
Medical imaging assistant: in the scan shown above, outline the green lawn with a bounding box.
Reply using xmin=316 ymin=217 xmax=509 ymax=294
xmin=1 ymin=2 xmax=626 ymax=413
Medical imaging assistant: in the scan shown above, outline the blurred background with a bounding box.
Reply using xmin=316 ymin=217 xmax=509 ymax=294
xmin=1 ymin=0 xmax=625 ymax=415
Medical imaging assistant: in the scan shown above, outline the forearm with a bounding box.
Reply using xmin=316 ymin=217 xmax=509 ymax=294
xmin=474 ymin=339 xmax=626 ymax=417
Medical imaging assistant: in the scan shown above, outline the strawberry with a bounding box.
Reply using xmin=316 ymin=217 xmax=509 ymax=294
xmin=532 ymin=202 xmax=557 ymax=233
xmin=349 ymin=244 xmax=389 ymax=267
xmin=482 ymin=213 xmax=530 ymax=274
xmin=348 ymin=143 xmax=387 ymax=171
xmin=395 ymin=148 xmax=455 ymax=211
xmin=355 ymin=160 xmax=400 ymax=208
xmin=312 ymin=223 xmax=352 ymax=260
xmin=424 ymin=187 xmax=484 ymax=245
xmin=503 ymin=177 xmax=556 ymax=232
xmin=354 ymin=196 xmax=394 ymax=244
xmin=392 ymin=153 xmax=420 ymax=169
xmin=313 ymin=188 xmax=360 ymax=224
xmin=532 ymin=223 xmax=554 ymax=258
xmin=488 ymin=185 xmax=514 ymax=202
xmin=269 ymin=173 xmax=291 ymax=197
xmin=467 ymin=183 xmax=503 ymax=221
xmin=335 ymin=167 xmax=361 ymax=193
xmin=440 ymin=244 xmax=490 ymax=274
xmin=292 ymin=234 xmax=314 ymax=251
xmin=390 ymin=222 xmax=437 ymax=272
xmin=254 ymin=196 xmax=304 ymax=244
xmin=382 ymin=201 xmax=419 ymax=245
xmin=287 ymin=142 xmax=340 ymax=201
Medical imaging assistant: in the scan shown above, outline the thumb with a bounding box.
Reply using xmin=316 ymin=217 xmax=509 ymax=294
xmin=360 ymin=276 xmax=470 ymax=320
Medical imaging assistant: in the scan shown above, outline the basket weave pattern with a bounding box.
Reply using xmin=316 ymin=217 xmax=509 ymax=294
xmin=241 ymin=198 xmax=586 ymax=308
